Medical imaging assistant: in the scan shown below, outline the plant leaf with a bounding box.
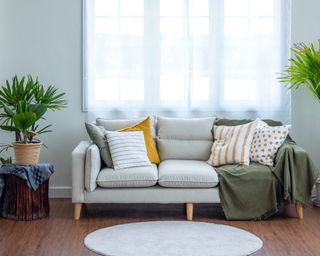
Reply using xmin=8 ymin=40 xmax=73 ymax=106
xmin=0 ymin=125 xmax=20 ymax=132
xmin=12 ymin=112 xmax=37 ymax=131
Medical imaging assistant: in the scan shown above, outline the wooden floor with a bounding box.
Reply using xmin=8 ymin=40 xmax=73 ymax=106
xmin=0 ymin=199 xmax=320 ymax=256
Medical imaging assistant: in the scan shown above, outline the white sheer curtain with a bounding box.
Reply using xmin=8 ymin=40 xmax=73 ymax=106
xmin=84 ymin=0 xmax=291 ymax=122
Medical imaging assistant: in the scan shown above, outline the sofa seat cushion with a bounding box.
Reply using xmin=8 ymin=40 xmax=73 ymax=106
xmin=96 ymin=164 xmax=158 ymax=188
xmin=158 ymin=160 xmax=219 ymax=188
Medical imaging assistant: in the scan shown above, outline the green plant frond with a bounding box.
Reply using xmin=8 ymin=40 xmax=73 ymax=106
xmin=28 ymin=103 xmax=47 ymax=121
xmin=32 ymin=81 xmax=67 ymax=110
xmin=0 ymin=116 xmax=11 ymax=126
xmin=0 ymin=157 xmax=12 ymax=164
xmin=0 ymin=125 xmax=20 ymax=132
xmin=35 ymin=124 xmax=53 ymax=134
xmin=0 ymin=76 xmax=36 ymax=107
xmin=17 ymin=100 xmax=28 ymax=113
xmin=33 ymin=124 xmax=39 ymax=130
xmin=0 ymin=143 xmax=12 ymax=149
xmin=12 ymin=112 xmax=37 ymax=131
xmin=279 ymin=39 xmax=320 ymax=101
xmin=40 ymin=86 xmax=67 ymax=109
xmin=2 ymin=103 xmax=15 ymax=117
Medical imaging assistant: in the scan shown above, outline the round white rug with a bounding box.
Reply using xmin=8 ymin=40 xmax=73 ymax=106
xmin=84 ymin=221 xmax=263 ymax=256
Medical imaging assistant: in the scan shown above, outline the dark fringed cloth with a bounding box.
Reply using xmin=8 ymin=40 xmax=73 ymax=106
xmin=0 ymin=163 xmax=54 ymax=198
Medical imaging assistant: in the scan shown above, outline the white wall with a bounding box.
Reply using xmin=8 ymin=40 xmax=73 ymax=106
xmin=0 ymin=0 xmax=319 ymax=197
xmin=291 ymin=0 xmax=320 ymax=168
xmin=0 ymin=0 xmax=87 ymax=197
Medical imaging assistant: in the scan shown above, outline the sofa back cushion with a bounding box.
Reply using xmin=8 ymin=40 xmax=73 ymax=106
xmin=85 ymin=123 xmax=113 ymax=167
xmin=92 ymin=117 xmax=156 ymax=167
xmin=214 ymin=118 xmax=283 ymax=127
xmin=96 ymin=116 xmax=156 ymax=138
xmin=117 ymin=117 xmax=160 ymax=164
xmin=156 ymin=117 xmax=216 ymax=161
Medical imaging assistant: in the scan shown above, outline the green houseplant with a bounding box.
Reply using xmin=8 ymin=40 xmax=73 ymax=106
xmin=279 ymin=39 xmax=320 ymax=207
xmin=0 ymin=75 xmax=67 ymax=165
xmin=279 ymin=39 xmax=320 ymax=100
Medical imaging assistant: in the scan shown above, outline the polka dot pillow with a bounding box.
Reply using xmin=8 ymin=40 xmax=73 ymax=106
xmin=250 ymin=120 xmax=289 ymax=166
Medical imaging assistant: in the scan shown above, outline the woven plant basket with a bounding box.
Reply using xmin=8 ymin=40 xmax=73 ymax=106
xmin=12 ymin=142 xmax=42 ymax=165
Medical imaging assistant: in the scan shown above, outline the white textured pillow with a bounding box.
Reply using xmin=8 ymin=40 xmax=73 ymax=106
xmin=207 ymin=120 xmax=258 ymax=166
xmin=250 ymin=120 xmax=289 ymax=166
xmin=105 ymin=131 xmax=151 ymax=170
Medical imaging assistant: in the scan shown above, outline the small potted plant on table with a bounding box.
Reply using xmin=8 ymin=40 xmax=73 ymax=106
xmin=0 ymin=75 xmax=67 ymax=165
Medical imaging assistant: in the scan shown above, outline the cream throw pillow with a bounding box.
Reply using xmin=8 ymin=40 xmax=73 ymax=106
xmin=207 ymin=120 xmax=258 ymax=166
xmin=105 ymin=131 xmax=151 ymax=170
xmin=250 ymin=119 xmax=289 ymax=166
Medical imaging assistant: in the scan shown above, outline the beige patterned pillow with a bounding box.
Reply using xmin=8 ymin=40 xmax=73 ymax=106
xmin=250 ymin=120 xmax=289 ymax=166
xmin=207 ymin=120 xmax=258 ymax=166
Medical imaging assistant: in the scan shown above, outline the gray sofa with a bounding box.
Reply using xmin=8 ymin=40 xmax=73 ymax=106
xmin=72 ymin=117 xmax=221 ymax=220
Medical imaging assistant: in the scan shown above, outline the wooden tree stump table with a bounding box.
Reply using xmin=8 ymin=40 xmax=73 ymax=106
xmin=1 ymin=174 xmax=49 ymax=220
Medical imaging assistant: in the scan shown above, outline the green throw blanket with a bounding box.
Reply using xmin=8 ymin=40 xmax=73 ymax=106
xmin=216 ymin=138 xmax=319 ymax=220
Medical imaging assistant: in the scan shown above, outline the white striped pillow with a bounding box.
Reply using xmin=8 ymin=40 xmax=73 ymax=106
xmin=105 ymin=131 xmax=151 ymax=170
xmin=207 ymin=120 xmax=258 ymax=166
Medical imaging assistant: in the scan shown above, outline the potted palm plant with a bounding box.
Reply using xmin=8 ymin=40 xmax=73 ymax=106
xmin=279 ymin=39 xmax=320 ymax=207
xmin=0 ymin=75 xmax=67 ymax=165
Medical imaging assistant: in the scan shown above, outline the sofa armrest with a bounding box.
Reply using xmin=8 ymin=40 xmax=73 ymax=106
xmin=72 ymin=140 xmax=91 ymax=203
xmin=85 ymin=143 xmax=101 ymax=192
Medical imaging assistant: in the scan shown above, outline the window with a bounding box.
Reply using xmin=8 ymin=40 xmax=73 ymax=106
xmin=83 ymin=0 xmax=291 ymax=120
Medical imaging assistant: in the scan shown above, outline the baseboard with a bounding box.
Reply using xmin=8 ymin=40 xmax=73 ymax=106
xmin=49 ymin=186 xmax=72 ymax=198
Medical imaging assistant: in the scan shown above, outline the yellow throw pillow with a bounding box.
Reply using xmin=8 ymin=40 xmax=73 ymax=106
xmin=118 ymin=117 xmax=160 ymax=164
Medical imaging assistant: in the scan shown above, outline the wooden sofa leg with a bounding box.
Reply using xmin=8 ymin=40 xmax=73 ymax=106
xmin=74 ymin=203 xmax=82 ymax=220
xmin=186 ymin=203 xmax=193 ymax=221
xmin=295 ymin=202 xmax=303 ymax=219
